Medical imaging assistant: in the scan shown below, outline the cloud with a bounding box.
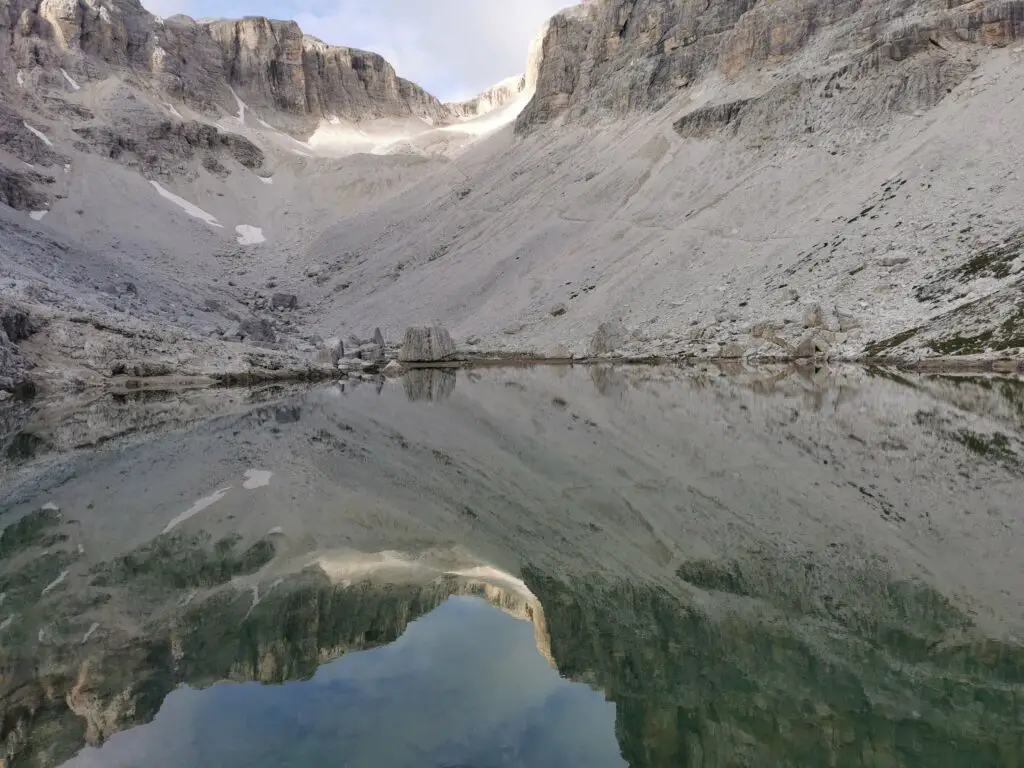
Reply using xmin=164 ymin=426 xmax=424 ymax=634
xmin=140 ymin=0 xmax=571 ymax=101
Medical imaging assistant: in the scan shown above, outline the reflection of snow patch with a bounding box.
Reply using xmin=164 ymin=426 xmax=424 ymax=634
xmin=63 ymin=163 xmax=70 ymax=173
xmin=29 ymin=211 xmax=48 ymax=221
xmin=41 ymin=501 xmax=60 ymax=511
xmin=23 ymin=122 xmax=52 ymax=147
xmin=228 ymin=86 xmax=246 ymax=124
xmin=445 ymin=565 xmax=539 ymax=602
xmin=16 ymin=70 xmax=25 ymax=87
xmin=259 ymin=176 xmax=273 ymax=185
xmin=163 ymin=486 xmax=231 ymax=533
xmin=42 ymin=570 xmax=68 ymax=595
xmin=235 ymin=225 xmax=265 ymax=245
xmin=0 ymin=615 xmax=13 ymax=633
xmin=268 ymin=526 xmax=284 ymax=536
xmin=60 ymin=68 xmax=81 ymax=91
xmin=242 ymin=469 xmax=272 ymax=489
xmin=150 ymin=181 xmax=223 ymax=228
xmin=82 ymin=623 xmax=99 ymax=643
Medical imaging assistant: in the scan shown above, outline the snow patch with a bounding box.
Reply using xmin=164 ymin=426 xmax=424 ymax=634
xmin=16 ymin=70 xmax=25 ymax=87
xmin=258 ymin=176 xmax=273 ymax=185
xmin=41 ymin=501 xmax=60 ymax=511
xmin=29 ymin=211 xmax=48 ymax=221
xmin=229 ymin=86 xmax=246 ymax=124
xmin=165 ymin=102 xmax=183 ymax=119
xmin=257 ymin=118 xmax=274 ymax=130
xmin=242 ymin=469 xmax=272 ymax=489
xmin=42 ymin=570 xmax=69 ymax=595
xmin=0 ymin=615 xmax=13 ymax=633
xmin=82 ymin=623 xmax=99 ymax=643
xmin=235 ymin=225 xmax=265 ymax=245
xmin=150 ymin=181 xmax=223 ymax=228
xmin=60 ymin=68 xmax=81 ymax=91
xmin=23 ymin=122 xmax=52 ymax=147
xmin=63 ymin=163 xmax=70 ymax=173
xmin=163 ymin=486 xmax=232 ymax=533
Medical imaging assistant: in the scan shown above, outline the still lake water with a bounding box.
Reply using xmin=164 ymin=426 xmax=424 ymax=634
xmin=1 ymin=364 xmax=1023 ymax=767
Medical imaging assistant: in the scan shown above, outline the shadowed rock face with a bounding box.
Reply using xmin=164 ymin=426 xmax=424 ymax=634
xmin=516 ymin=0 xmax=1024 ymax=132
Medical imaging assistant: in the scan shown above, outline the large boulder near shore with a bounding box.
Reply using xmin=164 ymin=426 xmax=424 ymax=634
xmin=398 ymin=326 xmax=456 ymax=363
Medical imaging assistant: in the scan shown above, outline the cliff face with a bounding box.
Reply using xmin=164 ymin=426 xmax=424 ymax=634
xmin=446 ymin=74 xmax=527 ymax=119
xmin=201 ymin=19 xmax=451 ymax=124
xmin=516 ymin=0 xmax=1024 ymax=132
xmin=1 ymin=2 xmax=450 ymax=128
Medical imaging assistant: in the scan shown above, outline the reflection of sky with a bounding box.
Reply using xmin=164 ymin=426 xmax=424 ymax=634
xmin=66 ymin=597 xmax=626 ymax=768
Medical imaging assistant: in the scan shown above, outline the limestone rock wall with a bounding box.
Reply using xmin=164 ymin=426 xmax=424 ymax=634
xmin=515 ymin=0 xmax=1024 ymax=133
xmin=1 ymin=2 xmax=451 ymax=128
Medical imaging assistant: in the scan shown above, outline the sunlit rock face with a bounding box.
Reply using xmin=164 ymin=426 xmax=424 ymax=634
xmin=516 ymin=0 xmax=1024 ymax=133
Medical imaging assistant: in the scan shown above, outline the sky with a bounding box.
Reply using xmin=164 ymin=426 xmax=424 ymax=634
xmin=141 ymin=0 xmax=571 ymax=101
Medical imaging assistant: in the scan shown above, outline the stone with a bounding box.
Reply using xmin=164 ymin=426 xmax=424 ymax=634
xmin=382 ymin=360 xmax=405 ymax=377
xmin=837 ymin=312 xmax=862 ymax=332
xmin=802 ymin=303 xmax=825 ymax=329
xmin=357 ymin=343 xmax=384 ymax=363
xmin=720 ymin=343 xmax=745 ymax=359
xmin=795 ymin=333 xmax=818 ymax=358
xmin=315 ymin=337 xmax=344 ymax=365
xmin=398 ymin=326 xmax=456 ymax=362
xmin=0 ymin=302 xmax=33 ymax=343
xmin=271 ymin=293 xmax=298 ymax=311
xmin=588 ymin=319 xmax=628 ymax=357
xmin=879 ymin=253 xmax=911 ymax=267
xmin=373 ymin=327 xmax=386 ymax=347
xmin=549 ymin=302 xmax=568 ymax=317
xmin=236 ymin=318 xmax=276 ymax=344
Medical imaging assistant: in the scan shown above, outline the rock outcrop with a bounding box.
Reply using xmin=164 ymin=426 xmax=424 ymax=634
xmin=516 ymin=0 xmax=1024 ymax=133
xmin=0 ymin=301 xmax=34 ymax=395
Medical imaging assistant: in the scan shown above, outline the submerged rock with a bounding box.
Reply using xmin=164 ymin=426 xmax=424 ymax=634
xmin=398 ymin=326 xmax=456 ymax=362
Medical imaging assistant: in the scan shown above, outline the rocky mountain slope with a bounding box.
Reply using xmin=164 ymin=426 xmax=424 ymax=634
xmin=1 ymin=0 xmax=1024 ymax=397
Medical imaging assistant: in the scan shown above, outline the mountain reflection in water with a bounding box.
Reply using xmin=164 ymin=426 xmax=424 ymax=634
xmin=0 ymin=364 xmax=1023 ymax=767
xmin=65 ymin=594 xmax=623 ymax=768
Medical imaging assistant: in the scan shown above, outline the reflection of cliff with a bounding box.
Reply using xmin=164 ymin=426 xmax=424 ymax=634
xmin=3 ymin=529 xmax=1024 ymax=766
xmin=524 ymin=563 xmax=1024 ymax=767
xmin=0 ymin=537 xmax=550 ymax=767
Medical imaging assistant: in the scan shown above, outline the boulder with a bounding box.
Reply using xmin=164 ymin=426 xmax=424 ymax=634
xmin=1 ymin=302 xmax=33 ymax=343
xmin=398 ymin=326 xmax=456 ymax=362
xmin=549 ymin=302 xmax=568 ymax=317
xmin=236 ymin=318 xmax=277 ymax=343
xmin=382 ymin=360 xmax=405 ymax=377
xmin=373 ymin=327 xmax=386 ymax=347
xmin=315 ymin=337 xmax=344 ymax=365
xmin=720 ymin=343 xmax=745 ymax=359
xmin=271 ymin=293 xmax=298 ymax=311
xmin=588 ymin=320 xmax=628 ymax=357
xmin=357 ymin=343 xmax=383 ymax=362
xmin=795 ymin=333 xmax=831 ymax=358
